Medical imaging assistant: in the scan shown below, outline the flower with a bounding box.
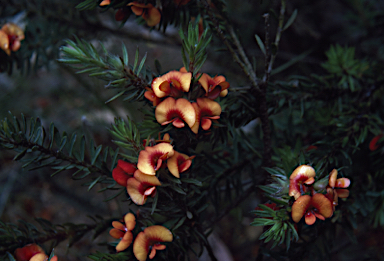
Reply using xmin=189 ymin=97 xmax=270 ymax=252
xmin=289 ymin=165 xmax=316 ymax=200
xmin=14 ymin=244 xmax=58 ymax=261
xmin=0 ymin=23 xmax=25 ymax=56
xmin=369 ymin=134 xmax=383 ymax=151
xmin=291 ymin=193 xmax=333 ymax=225
xmin=326 ymin=169 xmax=350 ymax=210
xmin=151 ymin=71 xmax=192 ymax=99
xmin=198 ymin=73 xmax=229 ymax=100
xmin=133 ymin=225 xmax=173 ymax=261
xmin=127 ymin=170 xmax=162 ymax=205
xmin=191 ymin=98 xmax=222 ymax=134
xmin=167 ymin=151 xmax=194 ymax=178
xmin=128 ymin=2 xmax=161 ymax=27
xmin=138 ymin=143 xmax=174 ymax=175
xmin=109 ymin=213 xmax=136 ymax=252
xmin=112 ymin=160 xmax=137 ymax=186
xmin=155 ymin=97 xmax=196 ymax=129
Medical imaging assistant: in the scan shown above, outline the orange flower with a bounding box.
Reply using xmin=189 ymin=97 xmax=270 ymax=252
xmin=0 ymin=23 xmax=25 ymax=56
xmin=99 ymin=0 xmax=111 ymax=6
xmin=128 ymin=2 xmax=161 ymax=27
xmin=326 ymin=169 xmax=350 ymax=210
xmin=288 ymin=165 xmax=316 ymax=200
xmin=167 ymin=151 xmax=194 ymax=178
xmin=133 ymin=225 xmax=173 ymax=261
xmin=198 ymin=73 xmax=229 ymax=100
xmin=14 ymin=244 xmax=58 ymax=261
xmin=138 ymin=143 xmax=174 ymax=175
xmin=191 ymin=98 xmax=221 ymax=134
xmin=369 ymin=134 xmax=383 ymax=151
xmin=109 ymin=213 xmax=136 ymax=252
xmin=152 ymin=71 xmax=192 ymax=99
xmin=112 ymin=160 xmax=137 ymax=186
xmin=291 ymin=194 xmax=333 ymax=225
xmin=155 ymin=97 xmax=196 ymax=129
xmin=127 ymin=170 xmax=162 ymax=205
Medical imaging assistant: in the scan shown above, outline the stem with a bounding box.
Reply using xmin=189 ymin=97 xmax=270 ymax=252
xmin=266 ymin=0 xmax=286 ymax=76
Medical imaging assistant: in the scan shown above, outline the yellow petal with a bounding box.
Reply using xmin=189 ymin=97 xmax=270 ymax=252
xmin=116 ymin=231 xmax=133 ymax=252
xmin=167 ymin=151 xmax=191 ymax=178
xmin=144 ymin=225 xmax=173 ymax=242
xmin=138 ymin=143 xmax=174 ymax=175
xmin=109 ymin=228 xmax=125 ymax=239
xmin=133 ymin=232 xmax=149 ymax=261
xmin=291 ymin=195 xmax=311 ymax=223
xmin=152 ymin=71 xmax=192 ymax=98
xmin=335 ymin=178 xmax=350 ymax=188
xmin=29 ymin=253 xmax=48 ymax=261
xmin=311 ymin=193 xmax=333 ymax=219
xmin=328 ymin=169 xmax=338 ymax=188
xmin=124 ymin=212 xmax=136 ymax=231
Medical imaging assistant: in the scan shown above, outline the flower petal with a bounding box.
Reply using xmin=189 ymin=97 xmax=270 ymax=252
xmin=138 ymin=143 xmax=174 ymax=175
xmin=29 ymin=253 xmax=49 ymax=261
xmin=109 ymin=228 xmax=125 ymax=239
xmin=99 ymin=0 xmax=111 ymax=6
xmin=112 ymin=166 xmax=130 ymax=187
xmin=304 ymin=211 xmax=316 ymax=225
xmin=124 ymin=213 xmax=136 ymax=231
xmin=14 ymin=244 xmax=45 ymax=261
xmin=112 ymin=221 xmax=126 ymax=231
xmin=144 ymin=225 xmax=173 ymax=243
xmin=133 ymin=232 xmax=150 ymax=261
xmin=328 ymin=169 xmax=338 ymax=188
xmin=291 ymin=195 xmax=311 ymax=223
xmin=155 ymin=97 xmax=196 ymax=128
xmin=311 ymin=193 xmax=333 ymax=219
xmin=336 ymin=188 xmax=350 ymax=198
xmin=335 ymin=178 xmax=350 ymax=188
xmin=116 ymin=231 xmax=133 ymax=252
xmin=144 ymin=5 xmax=161 ymax=27
xmin=369 ymin=134 xmax=383 ymax=151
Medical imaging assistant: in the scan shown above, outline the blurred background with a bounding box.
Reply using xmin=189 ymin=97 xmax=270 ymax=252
xmin=1 ymin=0 xmax=384 ymax=260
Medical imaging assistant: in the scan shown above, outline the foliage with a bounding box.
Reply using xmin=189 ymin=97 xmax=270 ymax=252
xmin=1 ymin=0 xmax=384 ymax=261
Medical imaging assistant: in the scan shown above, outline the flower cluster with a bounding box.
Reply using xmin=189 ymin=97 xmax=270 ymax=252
xmin=14 ymin=244 xmax=58 ymax=261
xmin=289 ymin=165 xmax=351 ymax=225
xmin=100 ymin=1 xmax=161 ymax=26
xmin=110 ymin=213 xmax=173 ymax=260
xmin=112 ymin=134 xmax=194 ymax=205
xmin=145 ymin=68 xmax=229 ymax=134
xmin=0 ymin=23 xmax=24 ymax=56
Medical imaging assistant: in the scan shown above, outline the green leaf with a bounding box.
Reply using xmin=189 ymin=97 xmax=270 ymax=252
xmin=283 ymin=9 xmax=298 ymax=31
xmin=255 ymin=34 xmax=266 ymax=56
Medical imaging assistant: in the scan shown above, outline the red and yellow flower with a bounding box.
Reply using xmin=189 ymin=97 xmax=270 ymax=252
xmin=288 ymin=165 xmax=316 ymax=200
xmin=167 ymin=151 xmax=194 ymax=178
xmin=151 ymin=71 xmax=192 ymax=99
xmin=133 ymin=225 xmax=173 ymax=261
xmin=128 ymin=2 xmax=161 ymax=27
xmin=198 ymin=73 xmax=229 ymax=100
xmin=155 ymin=97 xmax=196 ymax=129
xmin=109 ymin=213 xmax=136 ymax=252
xmin=14 ymin=244 xmax=58 ymax=261
xmin=138 ymin=143 xmax=174 ymax=175
xmin=112 ymin=160 xmax=137 ymax=186
xmin=191 ymin=98 xmax=221 ymax=133
xmin=99 ymin=0 xmax=110 ymax=6
xmin=0 ymin=23 xmax=25 ymax=56
xmin=127 ymin=170 xmax=162 ymax=205
xmin=291 ymin=193 xmax=333 ymax=225
xmin=326 ymin=169 xmax=350 ymax=210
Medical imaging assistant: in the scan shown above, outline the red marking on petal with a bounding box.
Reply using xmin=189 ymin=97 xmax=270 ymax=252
xmin=14 ymin=244 xmax=44 ymax=261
